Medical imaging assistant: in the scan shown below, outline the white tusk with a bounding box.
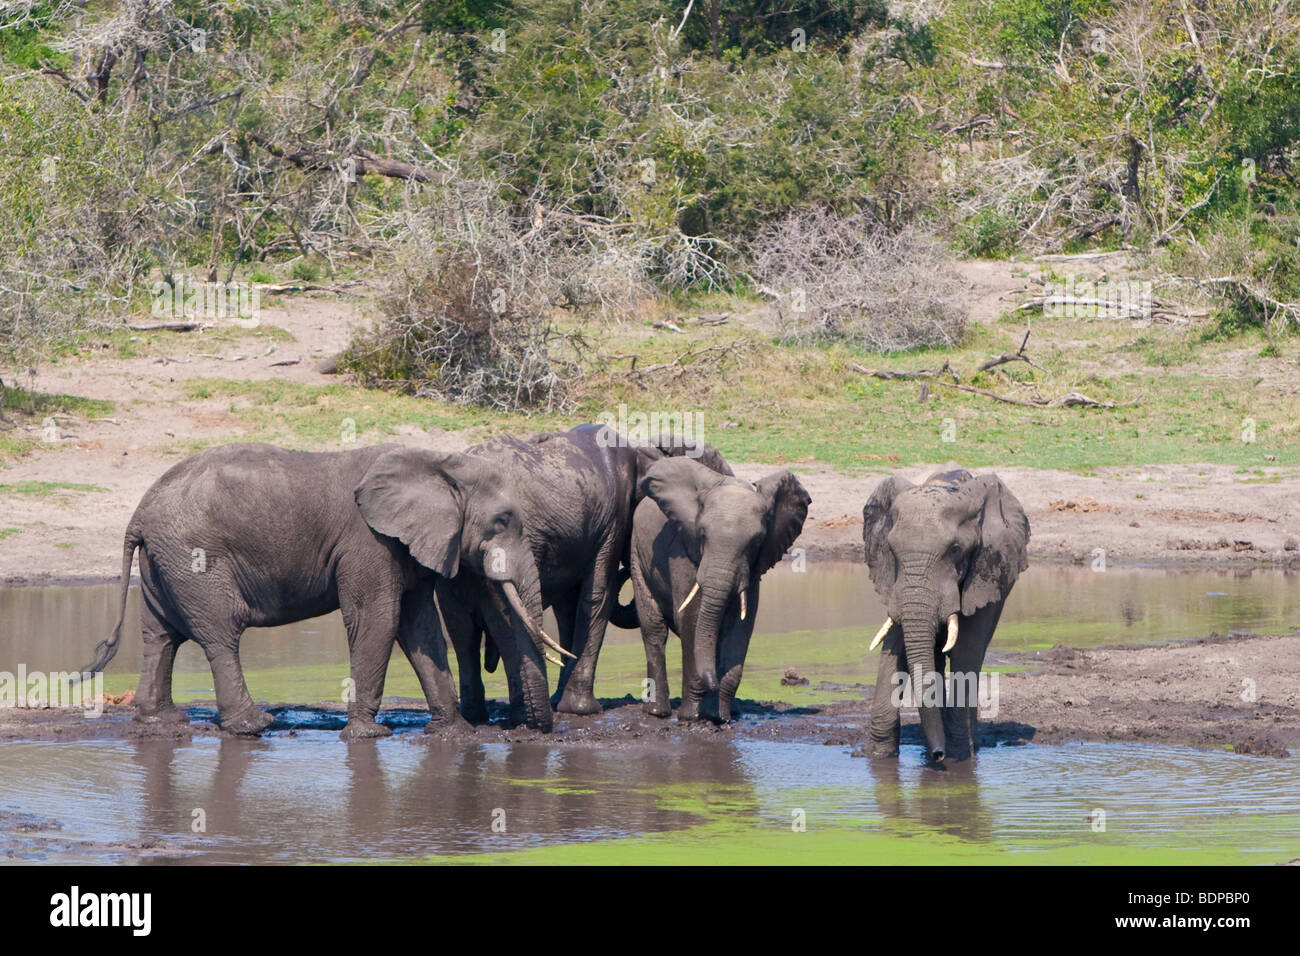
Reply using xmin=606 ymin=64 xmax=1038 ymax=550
xmin=677 ymin=582 xmax=700 ymax=615
xmin=942 ymin=613 xmax=959 ymax=654
xmin=544 ymin=651 xmax=562 ymax=667
xmin=739 ymin=591 xmax=747 ymax=621
xmin=869 ymin=617 xmax=893 ymax=651
xmin=502 ymin=581 xmax=577 ymax=660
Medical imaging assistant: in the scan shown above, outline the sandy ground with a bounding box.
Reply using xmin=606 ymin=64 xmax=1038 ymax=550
xmin=2 ymin=630 xmax=1294 ymax=756
xmin=2 ymin=273 xmax=1300 ymax=585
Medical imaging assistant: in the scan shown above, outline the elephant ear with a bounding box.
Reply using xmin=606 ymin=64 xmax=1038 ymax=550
xmin=355 ymin=448 xmax=465 ymax=577
xmin=640 ymin=456 xmax=727 ymax=560
xmin=632 ymin=443 xmax=664 ymax=505
xmin=652 ymin=431 xmax=735 ymax=477
xmin=755 ymin=470 xmax=811 ymax=575
xmin=960 ymin=474 xmax=1031 ymax=616
xmin=862 ymin=475 xmax=914 ymax=607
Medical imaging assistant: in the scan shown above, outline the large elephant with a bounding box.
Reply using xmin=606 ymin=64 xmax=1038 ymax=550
xmin=82 ymin=442 xmax=556 ymax=739
xmin=862 ymin=469 xmax=1029 ymax=762
xmin=629 ymin=456 xmax=811 ymax=722
xmin=441 ymin=423 xmax=665 ymax=728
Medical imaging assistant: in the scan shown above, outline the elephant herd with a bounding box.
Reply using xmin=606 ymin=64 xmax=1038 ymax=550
xmin=83 ymin=423 xmax=1029 ymax=763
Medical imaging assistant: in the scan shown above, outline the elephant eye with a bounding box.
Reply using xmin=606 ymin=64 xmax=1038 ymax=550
xmin=494 ymin=512 xmax=512 ymax=531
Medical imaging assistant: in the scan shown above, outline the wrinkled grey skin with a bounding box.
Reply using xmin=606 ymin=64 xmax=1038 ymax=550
xmin=443 ymin=424 xmax=667 ymax=728
xmin=84 ymin=443 xmax=545 ymax=739
xmin=862 ymin=469 xmax=1029 ymax=762
xmin=629 ymin=457 xmax=811 ymax=722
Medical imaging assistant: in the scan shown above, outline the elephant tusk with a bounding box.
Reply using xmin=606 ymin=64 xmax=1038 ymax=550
xmin=501 ymin=581 xmax=577 ymax=661
xmin=942 ymin=613 xmax=959 ymax=654
xmin=739 ymin=590 xmax=747 ymax=622
xmin=677 ymin=582 xmax=700 ymax=615
xmin=869 ymin=617 xmax=893 ymax=651
xmin=544 ymin=651 xmax=563 ymax=667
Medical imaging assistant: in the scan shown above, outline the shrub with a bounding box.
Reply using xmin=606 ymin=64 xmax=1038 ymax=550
xmin=341 ymin=181 xmax=642 ymax=411
xmin=747 ymin=208 xmax=969 ymax=353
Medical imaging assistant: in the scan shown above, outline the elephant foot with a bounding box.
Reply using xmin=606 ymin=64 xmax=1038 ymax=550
xmin=220 ymin=707 xmax=275 ymax=736
xmin=522 ymin=714 xmax=555 ymax=734
xmin=554 ymin=687 xmax=602 ymax=716
xmin=460 ymin=701 xmax=490 ymax=725
xmin=134 ymin=704 xmax=188 ymax=725
xmin=340 ymin=718 xmax=393 ymax=741
xmin=866 ymin=738 xmax=900 ymax=759
xmin=424 ymin=714 xmax=474 ymax=738
xmin=643 ymin=699 xmax=671 ymax=719
xmin=676 ymin=703 xmax=701 ymax=722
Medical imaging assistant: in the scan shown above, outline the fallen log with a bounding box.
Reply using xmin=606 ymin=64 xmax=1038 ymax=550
xmin=852 ymin=360 xmax=957 ymax=381
xmin=936 ymin=382 xmax=1133 ymax=409
xmin=126 ymin=321 xmax=208 ymax=332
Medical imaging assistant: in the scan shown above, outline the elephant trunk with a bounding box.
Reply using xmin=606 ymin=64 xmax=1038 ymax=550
xmin=900 ymin=583 xmax=945 ymax=762
xmin=499 ymin=558 xmax=554 ymax=732
xmin=686 ymin=583 xmax=731 ymax=706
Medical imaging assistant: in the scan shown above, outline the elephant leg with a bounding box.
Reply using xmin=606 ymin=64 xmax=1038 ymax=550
xmin=942 ymin=602 xmax=1002 ymax=761
xmin=627 ymin=547 xmax=670 ymax=717
xmin=338 ymin=579 xmax=402 ymax=741
xmin=640 ymin=610 xmax=672 ymax=719
xmin=711 ymin=609 xmax=756 ymax=724
xmin=867 ymin=625 xmax=904 ymax=758
xmin=545 ymin=593 xmax=578 ymax=709
xmin=133 ymin=600 xmax=188 ymax=724
xmin=437 ymin=581 xmax=489 ymax=724
xmin=395 ymin=588 xmax=471 ymax=734
xmin=554 ymin=545 xmax=618 ymax=715
xmin=195 ymin=626 xmax=273 ymax=736
xmin=677 ymin=631 xmax=701 ymax=722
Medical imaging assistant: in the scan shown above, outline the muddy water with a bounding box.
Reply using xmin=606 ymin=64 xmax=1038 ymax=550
xmin=1 ymin=565 xmax=1298 ymax=863
xmin=1 ymin=733 xmax=1297 ymax=864
xmin=2 ymin=564 xmax=1296 ymax=677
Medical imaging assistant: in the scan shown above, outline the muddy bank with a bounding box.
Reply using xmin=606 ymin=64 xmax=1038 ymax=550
xmin=991 ymin=631 xmax=1300 ymax=755
xmin=730 ymin=460 xmax=1300 ymax=569
xmin=3 ymin=631 xmax=1295 ymax=757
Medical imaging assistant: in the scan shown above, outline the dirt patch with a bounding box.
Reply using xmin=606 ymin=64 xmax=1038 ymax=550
xmin=991 ymin=631 xmax=1300 ymax=754
xmin=4 ymin=631 xmax=1296 ymax=757
xmin=4 ymin=279 xmax=1300 ymax=582
xmin=725 ymin=459 xmax=1300 ymax=568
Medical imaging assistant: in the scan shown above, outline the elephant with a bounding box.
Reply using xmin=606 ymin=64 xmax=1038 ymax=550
xmin=440 ymin=423 xmax=667 ymax=728
xmin=861 ymin=469 xmax=1029 ymax=763
xmin=81 ymin=442 xmax=557 ymax=739
xmin=628 ymin=456 xmax=811 ymax=722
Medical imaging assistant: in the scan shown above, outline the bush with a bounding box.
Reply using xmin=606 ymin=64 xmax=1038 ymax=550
xmin=747 ymin=208 xmax=969 ymax=353
xmin=341 ymin=181 xmax=655 ymax=411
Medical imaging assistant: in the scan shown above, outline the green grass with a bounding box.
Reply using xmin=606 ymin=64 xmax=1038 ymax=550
xmin=0 ymin=386 xmax=116 ymax=464
xmin=0 ymin=480 xmax=107 ymax=496
xmin=48 ymin=322 xmax=293 ymax=362
xmin=176 ymin=301 xmax=1299 ymax=474
xmin=0 ymin=527 xmax=19 ymax=540
xmin=1 ymin=385 xmax=113 ymax=419
xmin=180 ymin=378 xmax=512 ymax=448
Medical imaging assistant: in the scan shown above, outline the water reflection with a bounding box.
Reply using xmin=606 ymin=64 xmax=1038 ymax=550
xmin=1 ymin=731 xmax=1297 ymax=863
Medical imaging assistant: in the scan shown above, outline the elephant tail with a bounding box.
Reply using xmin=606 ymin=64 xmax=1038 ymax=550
xmin=77 ymin=528 xmax=141 ymax=678
xmin=608 ymin=564 xmax=639 ymax=630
